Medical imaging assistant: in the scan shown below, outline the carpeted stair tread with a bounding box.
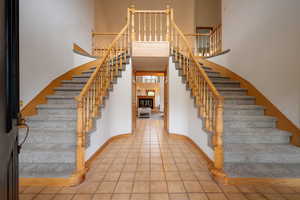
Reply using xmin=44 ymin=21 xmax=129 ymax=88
xmin=20 ymin=163 xmax=75 ymax=178
xmin=223 ymin=128 xmax=291 ymax=136
xmin=224 ymin=143 xmax=300 ymax=163
xmin=27 ymin=114 xmax=77 ymax=121
xmin=224 ymin=115 xmax=277 ymax=122
xmin=224 ymin=163 xmax=300 ymax=178
xmin=37 ymin=104 xmax=77 ymax=109
xmin=20 ymin=143 xmax=76 ymax=163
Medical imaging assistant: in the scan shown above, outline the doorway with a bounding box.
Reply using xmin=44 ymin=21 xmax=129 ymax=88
xmin=132 ymin=71 xmax=168 ymax=132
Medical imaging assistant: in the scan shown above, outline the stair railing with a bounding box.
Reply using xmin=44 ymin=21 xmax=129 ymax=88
xmin=184 ymin=24 xmax=222 ymax=57
xmin=92 ymin=32 xmax=119 ymax=57
xmin=74 ymin=14 xmax=130 ymax=176
xmin=128 ymin=5 xmax=171 ymax=42
xmin=169 ymin=10 xmax=225 ymax=177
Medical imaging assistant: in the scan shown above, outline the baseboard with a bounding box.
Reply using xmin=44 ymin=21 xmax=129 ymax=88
xmin=227 ymin=177 xmax=300 ymax=187
xmin=19 ymin=170 xmax=86 ymax=187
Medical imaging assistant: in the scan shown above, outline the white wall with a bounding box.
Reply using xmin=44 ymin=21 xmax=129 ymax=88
xmin=217 ymin=0 xmax=300 ymax=128
xmin=20 ymin=0 xmax=95 ymax=106
xmin=159 ymin=77 xmax=164 ymax=112
xmin=86 ymin=60 xmax=132 ymax=160
xmin=73 ymin=52 xmax=96 ymax=67
xmin=168 ymin=57 xmax=214 ymax=160
xmin=195 ymin=0 xmax=221 ymax=27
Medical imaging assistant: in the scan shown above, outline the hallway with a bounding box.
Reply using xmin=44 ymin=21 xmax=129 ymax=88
xmin=20 ymin=119 xmax=300 ymax=200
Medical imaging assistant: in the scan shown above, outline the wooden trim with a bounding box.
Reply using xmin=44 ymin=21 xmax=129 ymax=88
xmin=200 ymin=59 xmax=300 ymax=146
xmin=85 ymin=133 xmax=131 ymax=169
xmin=227 ymin=177 xmax=300 ymax=187
xmin=135 ymin=71 xmax=165 ymax=76
xmin=73 ymin=43 xmax=91 ymax=57
xmin=20 ymin=60 xmax=99 ymax=117
xmin=20 ymin=171 xmax=85 ymax=187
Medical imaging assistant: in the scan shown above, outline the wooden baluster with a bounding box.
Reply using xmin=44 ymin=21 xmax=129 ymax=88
xmin=166 ymin=7 xmax=170 ymax=41
xmin=131 ymin=8 xmax=135 ymax=42
xmin=149 ymin=13 xmax=152 ymax=41
xmin=144 ymin=13 xmax=146 ymax=41
xmin=154 ymin=13 xmax=157 ymax=41
xmin=138 ymin=13 xmax=141 ymax=41
xmin=160 ymin=13 xmax=163 ymax=41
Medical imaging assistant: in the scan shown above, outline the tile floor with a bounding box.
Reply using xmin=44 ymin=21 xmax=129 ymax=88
xmin=20 ymin=119 xmax=300 ymax=200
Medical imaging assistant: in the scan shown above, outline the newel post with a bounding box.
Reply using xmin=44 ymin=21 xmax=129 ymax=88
xmin=76 ymin=100 xmax=85 ymax=173
xmin=130 ymin=4 xmax=136 ymax=42
xmin=166 ymin=5 xmax=170 ymax=41
xmin=214 ymin=98 xmax=224 ymax=170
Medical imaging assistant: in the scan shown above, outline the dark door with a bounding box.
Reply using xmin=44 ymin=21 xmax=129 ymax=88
xmin=0 ymin=0 xmax=19 ymax=199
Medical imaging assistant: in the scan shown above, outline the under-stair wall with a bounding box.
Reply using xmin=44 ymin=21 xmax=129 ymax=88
xmin=85 ymin=59 xmax=132 ymax=160
xmin=168 ymin=57 xmax=214 ymax=160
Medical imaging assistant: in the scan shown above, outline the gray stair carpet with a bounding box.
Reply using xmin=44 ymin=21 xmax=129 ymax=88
xmin=172 ymin=54 xmax=300 ymax=179
xmin=19 ymin=56 xmax=129 ymax=178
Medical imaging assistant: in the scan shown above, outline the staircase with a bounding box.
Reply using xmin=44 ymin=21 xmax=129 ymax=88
xmin=19 ymin=56 xmax=129 ymax=178
xmin=172 ymin=54 xmax=300 ymax=179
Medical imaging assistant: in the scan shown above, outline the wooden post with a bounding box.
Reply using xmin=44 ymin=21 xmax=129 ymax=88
xmin=130 ymin=5 xmax=135 ymax=42
xmin=166 ymin=5 xmax=170 ymax=41
xmin=213 ymin=99 xmax=224 ymax=170
xmin=76 ymin=100 xmax=85 ymax=173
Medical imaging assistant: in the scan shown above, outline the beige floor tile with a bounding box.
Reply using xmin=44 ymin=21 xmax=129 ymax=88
xmin=120 ymin=172 xmax=136 ymax=181
xmin=194 ymin=171 xmax=212 ymax=181
xmin=123 ymin=164 xmax=137 ymax=172
xmin=19 ymin=186 xmax=28 ymax=193
xmin=104 ymin=172 xmax=121 ymax=181
xmin=165 ymin=172 xmax=181 ymax=181
xmin=206 ymin=193 xmax=228 ymax=200
xmin=273 ymin=186 xmax=296 ymax=194
xmin=33 ymin=194 xmax=55 ymax=200
xmin=236 ymin=185 xmax=257 ymax=193
xmin=22 ymin=186 xmax=45 ymax=194
xmin=19 ymin=194 xmax=36 ymax=200
xmin=244 ymin=193 xmax=267 ymax=200
xmin=92 ymin=194 xmax=112 ymax=200
xmin=179 ymin=171 xmax=197 ymax=181
xmin=255 ymin=185 xmax=279 ymax=194
xmin=131 ymin=193 xmax=149 ymax=200
xmin=133 ymin=181 xmax=150 ymax=193
xmin=183 ymin=181 xmax=203 ymax=192
xmin=150 ymin=193 xmax=169 ymax=200
xmin=167 ymin=181 xmax=186 ymax=193
xmin=40 ymin=186 xmax=62 ymax=194
xmin=225 ymin=193 xmax=247 ymax=200
xmin=135 ymin=172 xmax=150 ymax=181
xmin=114 ymin=181 xmax=133 ymax=193
xmin=188 ymin=193 xmax=208 ymax=200
xmin=169 ymin=193 xmax=189 ymax=200
xmin=150 ymin=181 xmax=168 ymax=193
xmin=200 ymin=181 xmax=222 ymax=193
xmin=77 ymin=182 xmax=100 ymax=194
xmin=218 ymin=184 xmax=240 ymax=193
xmin=150 ymin=171 xmax=165 ymax=181
xmin=282 ymin=194 xmax=300 ymax=200
xmin=111 ymin=193 xmax=131 ymax=200
xmin=96 ymin=182 xmax=117 ymax=193
xmin=164 ymin=164 xmax=178 ymax=171
xmin=52 ymin=194 xmax=74 ymax=200
xmin=72 ymin=194 xmax=94 ymax=200
xmin=137 ymin=164 xmax=150 ymax=171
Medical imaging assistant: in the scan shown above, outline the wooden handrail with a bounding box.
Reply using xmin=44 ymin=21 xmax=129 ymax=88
xmin=76 ymin=24 xmax=129 ymax=101
xmin=171 ymin=21 xmax=222 ymax=99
